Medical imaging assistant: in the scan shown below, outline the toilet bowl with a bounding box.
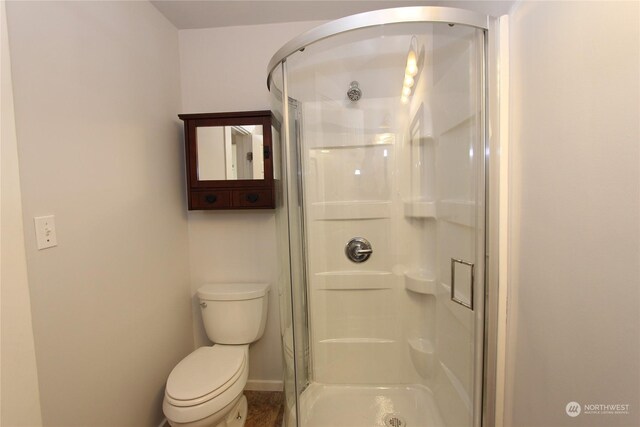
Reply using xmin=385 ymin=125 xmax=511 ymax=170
xmin=163 ymin=345 xmax=249 ymax=427
xmin=163 ymin=283 xmax=270 ymax=427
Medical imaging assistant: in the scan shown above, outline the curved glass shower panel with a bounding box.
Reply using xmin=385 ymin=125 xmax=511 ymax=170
xmin=271 ymin=62 xmax=311 ymax=427
xmin=272 ymin=11 xmax=485 ymax=427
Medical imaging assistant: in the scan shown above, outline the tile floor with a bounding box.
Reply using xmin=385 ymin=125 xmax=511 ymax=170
xmin=161 ymin=391 xmax=284 ymax=427
xmin=245 ymin=391 xmax=284 ymax=427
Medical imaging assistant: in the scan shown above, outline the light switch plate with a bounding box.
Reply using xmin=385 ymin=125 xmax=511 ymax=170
xmin=34 ymin=215 xmax=57 ymax=250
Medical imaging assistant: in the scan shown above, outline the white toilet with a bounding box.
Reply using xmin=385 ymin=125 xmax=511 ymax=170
xmin=163 ymin=283 xmax=270 ymax=427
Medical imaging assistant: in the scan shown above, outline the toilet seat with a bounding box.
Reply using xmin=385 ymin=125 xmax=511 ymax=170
xmin=163 ymin=345 xmax=249 ymax=425
xmin=166 ymin=345 xmax=246 ymax=406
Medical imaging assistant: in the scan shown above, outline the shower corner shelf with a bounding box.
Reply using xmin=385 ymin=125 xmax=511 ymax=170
xmin=403 ymin=200 xmax=436 ymax=219
xmin=408 ymin=337 xmax=435 ymax=379
xmin=404 ymin=270 xmax=437 ymax=295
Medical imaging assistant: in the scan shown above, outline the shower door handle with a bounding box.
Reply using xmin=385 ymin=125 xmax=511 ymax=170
xmin=450 ymin=258 xmax=474 ymax=310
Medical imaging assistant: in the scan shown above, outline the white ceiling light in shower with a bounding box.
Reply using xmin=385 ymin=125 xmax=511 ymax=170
xmin=401 ymin=36 xmax=419 ymax=105
xmin=406 ymin=49 xmax=418 ymax=77
xmin=404 ymin=74 xmax=414 ymax=88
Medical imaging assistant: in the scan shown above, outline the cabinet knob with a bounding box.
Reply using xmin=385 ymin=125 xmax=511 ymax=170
xmin=205 ymin=194 xmax=217 ymax=204
xmin=246 ymin=193 xmax=259 ymax=203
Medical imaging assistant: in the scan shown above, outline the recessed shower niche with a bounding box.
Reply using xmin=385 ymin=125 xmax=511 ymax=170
xmin=269 ymin=7 xmax=488 ymax=427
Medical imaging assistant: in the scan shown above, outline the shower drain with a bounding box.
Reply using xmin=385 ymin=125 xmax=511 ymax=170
xmin=383 ymin=413 xmax=407 ymax=427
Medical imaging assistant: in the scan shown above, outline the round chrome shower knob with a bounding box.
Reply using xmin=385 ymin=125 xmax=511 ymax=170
xmin=345 ymin=237 xmax=373 ymax=263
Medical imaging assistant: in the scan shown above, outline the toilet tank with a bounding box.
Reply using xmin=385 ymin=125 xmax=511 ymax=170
xmin=197 ymin=283 xmax=270 ymax=344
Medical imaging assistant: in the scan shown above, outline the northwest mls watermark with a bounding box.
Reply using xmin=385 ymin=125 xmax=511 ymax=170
xmin=566 ymin=401 xmax=631 ymax=417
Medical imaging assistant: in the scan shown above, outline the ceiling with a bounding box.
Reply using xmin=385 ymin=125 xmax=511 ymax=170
xmin=151 ymin=1 xmax=514 ymax=30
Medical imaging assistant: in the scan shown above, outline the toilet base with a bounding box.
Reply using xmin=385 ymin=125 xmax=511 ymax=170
xmin=167 ymin=394 xmax=248 ymax=427
xmin=225 ymin=394 xmax=248 ymax=427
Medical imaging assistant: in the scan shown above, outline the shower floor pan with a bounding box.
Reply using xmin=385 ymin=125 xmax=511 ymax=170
xmin=294 ymin=383 xmax=445 ymax=427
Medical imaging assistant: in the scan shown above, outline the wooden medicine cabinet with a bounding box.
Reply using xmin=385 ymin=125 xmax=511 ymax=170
xmin=179 ymin=111 xmax=279 ymax=210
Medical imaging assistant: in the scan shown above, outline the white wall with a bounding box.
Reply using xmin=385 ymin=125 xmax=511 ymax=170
xmin=179 ymin=20 xmax=324 ymax=388
xmin=5 ymin=2 xmax=193 ymax=425
xmin=179 ymin=20 xmax=325 ymax=114
xmin=505 ymin=1 xmax=640 ymax=426
xmin=0 ymin=3 xmax=43 ymax=425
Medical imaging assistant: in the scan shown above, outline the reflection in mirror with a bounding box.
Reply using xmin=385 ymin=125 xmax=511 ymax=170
xmin=197 ymin=125 xmax=264 ymax=180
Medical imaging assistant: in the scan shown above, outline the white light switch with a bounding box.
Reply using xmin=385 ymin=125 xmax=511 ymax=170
xmin=34 ymin=215 xmax=57 ymax=250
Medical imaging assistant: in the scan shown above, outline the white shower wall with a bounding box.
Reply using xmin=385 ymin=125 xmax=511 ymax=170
xmin=302 ymin=94 xmax=421 ymax=385
xmin=287 ymin=31 xmax=424 ymax=385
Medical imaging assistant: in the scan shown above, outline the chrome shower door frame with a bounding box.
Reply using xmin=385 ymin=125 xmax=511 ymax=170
xmin=268 ymin=6 xmax=489 ymax=87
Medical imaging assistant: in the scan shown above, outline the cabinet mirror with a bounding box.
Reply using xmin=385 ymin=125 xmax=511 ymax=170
xmin=196 ymin=124 xmax=264 ymax=181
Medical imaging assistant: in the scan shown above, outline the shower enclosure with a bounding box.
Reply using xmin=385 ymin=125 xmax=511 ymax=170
xmin=268 ymin=7 xmax=496 ymax=427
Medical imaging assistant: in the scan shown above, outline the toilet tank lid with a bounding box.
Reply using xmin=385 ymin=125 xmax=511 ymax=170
xmin=197 ymin=283 xmax=270 ymax=301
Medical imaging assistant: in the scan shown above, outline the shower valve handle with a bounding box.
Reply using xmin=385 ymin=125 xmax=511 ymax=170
xmin=355 ymin=248 xmax=372 ymax=255
xmin=345 ymin=237 xmax=373 ymax=263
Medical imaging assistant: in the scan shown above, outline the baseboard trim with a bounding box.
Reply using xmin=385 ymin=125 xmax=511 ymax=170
xmin=245 ymin=379 xmax=283 ymax=392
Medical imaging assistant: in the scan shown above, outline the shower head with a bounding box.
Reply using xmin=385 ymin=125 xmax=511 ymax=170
xmin=347 ymin=81 xmax=362 ymax=102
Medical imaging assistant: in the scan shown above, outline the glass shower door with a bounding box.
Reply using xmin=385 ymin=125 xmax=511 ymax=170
xmin=272 ymin=12 xmax=486 ymax=427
